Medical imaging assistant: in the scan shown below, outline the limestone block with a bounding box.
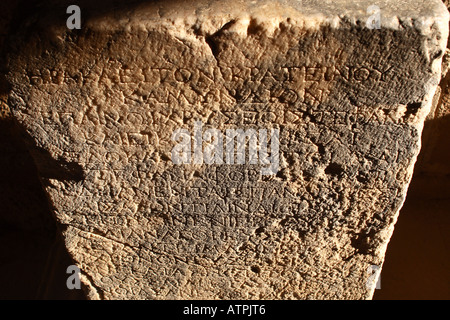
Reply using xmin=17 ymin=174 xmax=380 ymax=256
xmin=5 ymin=0 xmax=448 ymax=299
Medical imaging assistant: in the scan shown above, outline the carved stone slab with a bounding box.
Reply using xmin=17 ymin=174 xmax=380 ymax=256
xmin=5 ymin=0 xmax=448 ymax=299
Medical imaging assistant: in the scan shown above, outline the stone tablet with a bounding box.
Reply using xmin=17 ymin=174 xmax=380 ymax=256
xmin=5 ymin=0 xmax=448 ymax=299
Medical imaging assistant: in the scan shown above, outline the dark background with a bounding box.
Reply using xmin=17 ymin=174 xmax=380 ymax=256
xmin=0 ymin=0 xmax=448 ymax=300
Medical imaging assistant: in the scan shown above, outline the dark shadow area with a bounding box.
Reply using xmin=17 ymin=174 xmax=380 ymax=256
xmin=0 ymin=0 xmax=448 ymax=300
xmin=374 ymin=114 xmax=450 ymax=300
xmin=15 ymin=128 xmax=85 ymax=184
xmin=0 ymin=117 xmax=86 ymax=299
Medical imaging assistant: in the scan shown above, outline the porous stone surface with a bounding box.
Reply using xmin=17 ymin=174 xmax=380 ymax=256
xmin=5 ymin=0 xmax=448 ymax=299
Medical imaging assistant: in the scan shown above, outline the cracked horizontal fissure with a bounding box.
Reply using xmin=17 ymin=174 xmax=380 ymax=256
xmin=65 ymin=224 xmax=140 ymax=250
xmin=65 ymin=224 xmax=186 ymax=266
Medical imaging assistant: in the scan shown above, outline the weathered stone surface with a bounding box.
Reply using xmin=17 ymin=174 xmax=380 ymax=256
xmin=413 ymin=0 xmax=450 ymax=199
xmin=5 ymin=0 xmax=448 ymax=299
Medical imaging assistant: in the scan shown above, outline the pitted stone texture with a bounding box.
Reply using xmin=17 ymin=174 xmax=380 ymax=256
xmin=5 ymin=0 xmax=448 ymax=299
